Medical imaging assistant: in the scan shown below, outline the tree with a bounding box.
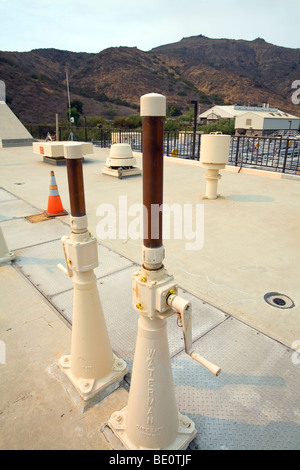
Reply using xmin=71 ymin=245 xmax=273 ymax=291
xmin=66 ymin=107 xmax=81 ymax=126
xmin=70 ymin=99 xmax=84 ymax=115
xmin=113 ymin=115 xmax=142 ymax=129
xmin=201 ymin=119 xmax=235 ymax=135
xmin=164 ymin=120 xmax=181 ymax=132
xmin=167 ymin=105 xmax=182 ymax=117
xmin=66 ymin=99 xmax=83 ymax=126
xmin=127 ymin=114 xmax=142 ymax=128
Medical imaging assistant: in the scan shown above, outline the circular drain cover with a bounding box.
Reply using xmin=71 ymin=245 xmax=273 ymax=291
xmin=264 ymin=292 xmax=295 ymax=310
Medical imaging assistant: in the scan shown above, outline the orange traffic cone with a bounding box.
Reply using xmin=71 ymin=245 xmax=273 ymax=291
xmin=44 ymin=171 xmax=68 ymax=218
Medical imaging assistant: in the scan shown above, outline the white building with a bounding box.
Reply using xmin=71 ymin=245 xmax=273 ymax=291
xmin=199 ymin=105 xmax=247 ymax=122
xmin=235 ymin=108 xmax=300 ymax=136
xmin=199 ymin=105 xmax=300 ymax=136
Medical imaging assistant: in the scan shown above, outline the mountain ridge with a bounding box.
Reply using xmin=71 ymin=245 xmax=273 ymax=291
xmin=0 ymin=35 xmax=299 ymax=124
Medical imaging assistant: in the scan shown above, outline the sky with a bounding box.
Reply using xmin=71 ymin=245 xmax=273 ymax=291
xmin=0 ymin=0 xmax=299 ymax=53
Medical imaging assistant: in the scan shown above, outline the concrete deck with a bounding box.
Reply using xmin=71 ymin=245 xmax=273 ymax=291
xmin=0 ymin=145 xmax=299 ymax=450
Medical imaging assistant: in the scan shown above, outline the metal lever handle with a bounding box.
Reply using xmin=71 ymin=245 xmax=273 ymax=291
xmin=58 ymin=236 xmax=73 ymax=278
xmin=190 ymin=352 xmax=221 ymax=377
xmin=57 ymin=263 xmax=70 ymax=277
xmin=167 ymin=293 xmax=221 ymax=377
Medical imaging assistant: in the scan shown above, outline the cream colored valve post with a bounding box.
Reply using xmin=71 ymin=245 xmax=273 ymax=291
xmin=107 ymin=99 xmax=222 ymax=450
xmin=58 ymin=143 xmax=128 ymax=401
xmin=108 ymin=95 xmax=198 ymax=450
xmin=200 ymin=133 xmax=231 ymax=200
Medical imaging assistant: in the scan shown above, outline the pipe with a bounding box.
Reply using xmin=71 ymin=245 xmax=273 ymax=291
xmin=65 ymin=147 xmax=86 ymax=218
xmin=142 ymin=116 xmax=164 ymax=249
xmin=141 ymin=94 xmax=166 ymax=252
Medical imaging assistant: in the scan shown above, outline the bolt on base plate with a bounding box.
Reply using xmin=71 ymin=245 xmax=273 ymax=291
xmin=107 ymin=408 xmax=197 ymax=450
xmin=58 ymin=354 xmax=128 ymax=402
xmin=0 ymin=251 xmax=15 ymax=264
xmin=101 ymin=167 xmax=141 ymax=178
xmin=199 ymin=193 xmax=224 ymax=200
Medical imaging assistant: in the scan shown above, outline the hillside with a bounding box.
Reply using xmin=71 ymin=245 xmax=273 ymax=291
xmin=0 ymin=35 xmax=299 ymax=124
xmin=151 ymin=36 xmax=300 ymax=109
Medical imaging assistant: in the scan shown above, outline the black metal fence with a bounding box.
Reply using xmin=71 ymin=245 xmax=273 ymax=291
xmin=26 ymin=124 xmax=300 ymax=175
xmin=26 ymin=124 xmax=112 ymax=144
xmin=229 ymin=136 xmax=300 ymax=175
xmin=108 ymin=130 xmax=201 ymax=159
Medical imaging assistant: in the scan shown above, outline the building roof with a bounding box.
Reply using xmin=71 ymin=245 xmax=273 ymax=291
xmin=199 ymin=105 xmax=244 ymax=119
xmin=236 ymin=109 xmax=300 ymax=121
xmin=200 ymin=105 xmax=300 ymax=121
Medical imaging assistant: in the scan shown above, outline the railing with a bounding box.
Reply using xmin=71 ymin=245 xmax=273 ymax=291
xmin=26 ymin=124 xmax=300 ymax=174
xmin=25 ymin=124 xmax=112 ymax=145
xmin=228 ymin=136 xmax=300 ymax=175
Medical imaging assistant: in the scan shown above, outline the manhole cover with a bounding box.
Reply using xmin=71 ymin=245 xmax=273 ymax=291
xmin=264 ymin=292 xmax=295 ymax=310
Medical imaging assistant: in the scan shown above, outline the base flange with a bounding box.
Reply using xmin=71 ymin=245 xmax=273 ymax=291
xmin=58 ymin=353 xmax=128 ymax=401
xmin=102 ymin=167 xmax=141 ymax=178
xmin=107 ymin=408 xmax=197 ymax=450
xmin=0 ymin=251 xmax=15 ymax=264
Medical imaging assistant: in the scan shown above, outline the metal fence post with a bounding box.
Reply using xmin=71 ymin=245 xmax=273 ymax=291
xmin=197 ymin=133 xmax=201 ymax=161
xmin=166 ymin=131 xmax=170 ymax=156
xmin=282 ymin=138 xmax=289 ymax=174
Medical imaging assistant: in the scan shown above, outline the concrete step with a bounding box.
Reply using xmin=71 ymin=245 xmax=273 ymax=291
xmin=1 ymin=138 xmax=34 ymax=148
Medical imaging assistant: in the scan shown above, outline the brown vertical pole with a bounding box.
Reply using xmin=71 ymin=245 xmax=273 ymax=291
xmin=141 ymin=94 xmax=166 ymax=265
xmin=66 ymin=157 xmax=86 ymax=218
xmin=142 ymin=116 xmax=164 ymax=249
xmin=140 ymin=94 xmax=166 ymax=271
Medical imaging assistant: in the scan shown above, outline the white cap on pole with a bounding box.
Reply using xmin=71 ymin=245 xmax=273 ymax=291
xmin=140 ymin=93 xmax=166 ymax=117
xmin=63 ymin=143 xmax=84 ymax=159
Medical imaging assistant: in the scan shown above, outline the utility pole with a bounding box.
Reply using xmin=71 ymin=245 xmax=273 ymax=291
xmin=191 ymin=100 xmax=198 ymax=160
xmin=66 ymin=73 xmax=74 ymax=141
xmin=55 ymin=113 xmax=59 ymax=141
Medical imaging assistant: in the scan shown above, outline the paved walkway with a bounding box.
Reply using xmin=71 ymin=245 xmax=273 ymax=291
xmin=0 ymin=145 xmax=299 ymax=450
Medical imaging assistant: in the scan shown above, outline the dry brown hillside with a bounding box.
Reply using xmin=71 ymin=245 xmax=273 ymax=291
xmin=0 ymin=35 xmax=299 ymax=124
